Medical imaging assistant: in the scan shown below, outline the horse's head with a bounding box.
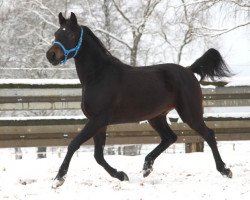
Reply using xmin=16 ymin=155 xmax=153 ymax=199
xmin=46 ymin=12 xmax=83 ymax=65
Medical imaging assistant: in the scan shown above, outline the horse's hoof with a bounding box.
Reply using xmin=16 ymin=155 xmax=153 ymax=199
xmin=143 ymin=167 xmax=153 ymax=178
xmin=115 ymin=171 xmax=129 ymax=181
xmin=52 ymin=176 xmax=66 ymax=189
xmin=221 ymin=168 xmax=233 ymax=178
xmin=143 ymin=160 xmax=153 ymax=178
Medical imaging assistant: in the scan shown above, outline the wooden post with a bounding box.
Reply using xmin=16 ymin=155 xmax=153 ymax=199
xmin=185 ymin=142 xmax=204 ymax=153
xmin=15 ymin=148 xmax=22 ymax=160
xmin=37 ymin=147 xmax=46 ymax=159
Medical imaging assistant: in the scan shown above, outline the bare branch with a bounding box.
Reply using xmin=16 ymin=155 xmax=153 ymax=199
xmin=201 ymin=21 xmax=250 ymax=37
xmin=16 ymin=29 xmax=36 ymax=39
xmin=174 ymin=0 xmax=221 ymax=8
xmin=35 ymin=32 xmax=51 ymax=45
xmin=82 ymin=0 xmax=103 ymax=27
xmin=25 ymin=0 xmax=57 ymax=18
xmin=137 ymin=0 xmax=160 ymax=33
xmin=95 ymin=28 xmax=132 ymax=50
xmin=27 ymin=9 xmax=59 ymax=29
xmin=143 ymin=0 xmax=160 ymax=18
xmin=112 ymin=0 xmax=132 ymax=25
xmin=226 ymin=0 xmax=250 ymax=8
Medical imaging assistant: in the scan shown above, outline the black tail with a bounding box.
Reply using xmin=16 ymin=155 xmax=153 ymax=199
xmin=189 ymin=48 xmax=232 ymax=81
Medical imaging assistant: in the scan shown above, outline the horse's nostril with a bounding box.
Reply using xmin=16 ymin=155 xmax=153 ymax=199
xmin=51 ymin=52 xmax=56 ymax=60
xmin=47 ymin=51 xmax=56 ymax=62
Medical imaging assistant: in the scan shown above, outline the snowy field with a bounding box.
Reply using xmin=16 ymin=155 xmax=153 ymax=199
xmin=0 ymin=142 xmax=250 ymax=200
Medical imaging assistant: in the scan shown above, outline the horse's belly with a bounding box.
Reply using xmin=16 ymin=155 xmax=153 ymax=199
xmin=111 ymin=99 xmax=175 ymax=124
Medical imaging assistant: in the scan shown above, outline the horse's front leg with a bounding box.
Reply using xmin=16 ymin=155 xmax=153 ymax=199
xmin=52 ymin=115 xmax=108 ymax=188
xmin=94 ymin=128 xmax=129 ymax=181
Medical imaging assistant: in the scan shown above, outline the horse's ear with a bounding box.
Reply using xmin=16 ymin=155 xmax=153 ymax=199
xmin=59 ymin=12 xmax=66 ymax=26
xmin=70 ymin=12 xmax=78 ymax=25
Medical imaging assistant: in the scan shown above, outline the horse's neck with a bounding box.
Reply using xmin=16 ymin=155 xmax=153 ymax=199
xmin=74 ymin=44 xmax=108 ymax=85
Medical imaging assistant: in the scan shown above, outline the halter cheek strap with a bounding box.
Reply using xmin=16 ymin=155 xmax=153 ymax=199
xmin=53 ymin=27 xmax=84 ymax=64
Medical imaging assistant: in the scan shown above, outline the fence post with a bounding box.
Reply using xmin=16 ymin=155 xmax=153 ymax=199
xmin=185 ymin=142 xmax=204 ymax=153
xmin=15 ymin=148 xmax=22 ymax=160
xmin=37 ymin=147 xmax=47 ymax=158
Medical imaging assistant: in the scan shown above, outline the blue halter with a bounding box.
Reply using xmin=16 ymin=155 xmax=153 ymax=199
xmin=53 ymin=27 xmax=84 ymax=64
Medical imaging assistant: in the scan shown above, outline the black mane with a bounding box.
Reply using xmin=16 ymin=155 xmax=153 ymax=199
xmin=83 ymin=26 xmax=123 ymax=65
xmin=83 ymin=26 xmax=112 ymax=57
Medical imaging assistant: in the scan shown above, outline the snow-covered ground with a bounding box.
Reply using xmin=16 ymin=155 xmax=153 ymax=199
xmin=0 ymin=142 xmax=250 ymax=200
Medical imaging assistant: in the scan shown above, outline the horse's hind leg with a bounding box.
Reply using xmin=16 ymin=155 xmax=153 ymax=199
xmin=177 ymin=107 xmax=232 ymax=178
xmin=191 ymin=122 xmax=232 ymax=178
xmin=143 ymin=115 xmax=177 ymax=177
xmin=94 ymin=127 xmax=129 ymax=181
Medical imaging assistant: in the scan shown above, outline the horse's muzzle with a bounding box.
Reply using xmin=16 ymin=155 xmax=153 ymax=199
xmin=46 ymin=50 xmax=60 ymax=66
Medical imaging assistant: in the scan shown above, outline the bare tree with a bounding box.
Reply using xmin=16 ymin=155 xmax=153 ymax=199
xmin=1 ymin=0 xmax=248 ymax=71
xmin=103 ymin=0 xmax=112 ymax=50
xmin=157 ymin=0 xmax=217 ymax=64
xmin=186 ymin=0 xmax=250 ymax=37
xmin=88 ymin=0 xmax=161 ymax=66
xmin=112 ymin=0 xmax=161 ymax=66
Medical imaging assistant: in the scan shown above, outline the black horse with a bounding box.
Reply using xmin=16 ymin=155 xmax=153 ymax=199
xmin=47 ymin=12 xmax=232 ymax=188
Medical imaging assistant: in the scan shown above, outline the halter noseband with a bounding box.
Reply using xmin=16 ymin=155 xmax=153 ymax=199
xmin=53 ymin=27 xmax=84 ymax=64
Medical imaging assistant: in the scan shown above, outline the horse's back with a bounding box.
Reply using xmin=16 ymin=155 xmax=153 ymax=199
xmin=143 ymin=63 xmax=201 ymax=95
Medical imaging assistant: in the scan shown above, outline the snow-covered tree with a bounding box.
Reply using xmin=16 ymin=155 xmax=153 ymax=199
xmin=0 ymin=0 xmax=249 ymax=74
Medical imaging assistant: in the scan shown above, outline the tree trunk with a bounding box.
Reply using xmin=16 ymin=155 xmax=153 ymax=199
xmin=103 ymin=0 xmax=111 ymax=50
xmin=130 ymin=32 xmax=142 ymax=66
